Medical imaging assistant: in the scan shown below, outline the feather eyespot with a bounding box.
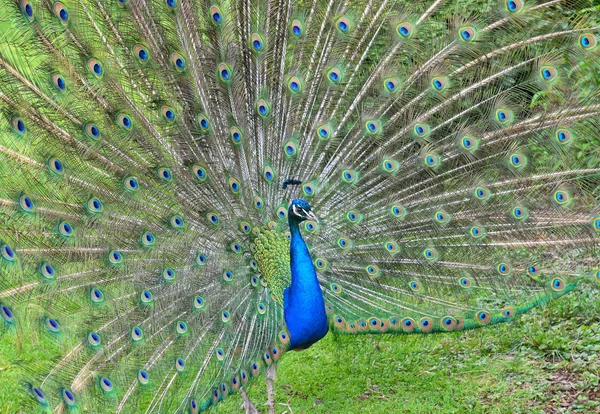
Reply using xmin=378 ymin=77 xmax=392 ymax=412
xmin=539 ymin=65 xmax=558 ymax=82
xmin=401 ymin=317 xmax=415 ymax=332
xmin=32 ymin=387 xmax=48 ymax=405
xmin=108 ymin=250 xmax=123 ymax=265
xmin=218 ymin=63 xmax=232 ymax=82
xmin=1 ymin=304 xmax=14 ymax=323
xmin=317 ymin=124 xmax=331 ymax=140
xmin=116 ymin=113 xmax=133 ymax=130
xmin=413 ymin=123 xmax=430 ymax=138
xmin=251 ymin=33 xmax=265 ymax=52
xmin=210 ymin=6 xmax=223 ymax=24
xmin=90 ymin=288 xmax=104 ymax=303
xmin=552 ymin=189 xmax=571 ymax=206
xmin=496 ymin=262 xmax=511 ymax=276
xmin=431 ymin=76 xmax=449 ymax=92
xmin=502 ymin=308 xmax=515 ymax=318
xmin=505 ymin=0 xmax=524 ymax=14
xmin=192 ymin=165 xmax=208 ymax=182
xmin=527 ymin=264 xmax=540 ymax=278
xmin=133 ymin=45 xmax=150 ymax=63
xmin=253 ymin=196 xmax=265 ymax=210
xmin=196 ymin=253 xmax=207 ymax=266
xmin=20 ymin=0 xmax=34 ymax=21
xmin=385 ymin=241 xmax=399 ymax=254
xmin=222 ymin=270 xmax=234 ymax=282
xmin=314 ymin=258 xmax=328 ymax=270
xmin=459 ymin=277 xmax=471 ymax=288
xmin=131 ymin=326 xmax=144 ymax=342
xmin=171 ymin=53 xmax=185 ymax=71
xmin=508 ymin=153 xmax=527 ymax=169
xmin=58 ymin=221 xmax=73 ymax=237
xmin=1 ymin=244 xmax=15 ymax=262
xmin=476 ymin=311 xmax=491 ymax=324
xmin=554 ymin=128 xmax=572 ymax=145
xmin=161 ymin=107 xmax=176 ymax=123
xmin=221 ymin=310 xmax=230 ymax=323
xmin=51 ymin=73 xmax=67 ymax=92
xmin=346 ymin=210 xmax=362 ymax=223
xmin=194 ymin=296 xmax=205 ymax=310
xmin=53 ymin=3 xmax=69 ymax=24
xmin=263 ymin=165 xmax=275 ymax=182
xmin=40 ymin=263 xmax=55 ymax=280
xmin=409 ymin=281 xmax=421 ymax=292
xmin=162 ymin=268 xmax=176 ymax=281
xmin=551 ymin=278 xmax=566 ymax=291
xmin=327 ymin=67 xmax=342 ymax=84
xmin=424 ymin=153 xmax=441 ymax=168
xmin=460 ymin=134 xmax=479 ymax=151
xmin=341 ymin=169 xmax=357 ymax=183
xmin=123 ymin=176 xmax=139 ymax=191
xmin=384 ymin=77 xmax=399 ymax=93
xmin=459 ymin=26 xmax=476 ymax=42
xmin=291 ymin=19 xmax=304 ymax=37
xmin=510 ymin=205 xmax=529 ymax=221
xmin=87 ymin=197 xmax=103 ymax=214
xmin=12 ymin=117 xmax=27 ymax=136
xmin=140 ymin=290 xmax=152 ymax=304
xmin=593 ymin=216 xmax=600 ymax=233
xmin=138 ymin=370 xmax=149 ymax=385
xmin=62 ymin=388 xmax=76 ymax=406
xmin=141 ymin=232 xmax=155 ymax=247
xmin=423 ymin=248 xmax=439 ymax=261
xmin=474 ymin=187 xmax=491 ymax=201
xmin=157 ymin=167 xmax=172 ymax=182
xmin=230 ymin=127 xmax=243 ymax=144
xmin=365 ymin=120 xmax=381 ymax=135
xmin=48 ymin=158 xmax=64 ymax=175
xmin=381 ymin=159 xmax=399 ymax=173
xmin=176 ymin=358 xmax=185 ymax=372
xmin=283 ymin=140 xmax=297 ymax=157
xmin=330 ymin=284 xmax=342 ymax=294
xmin=390 ymin=204 xmax=407 ymax=219
xmin=256 ymin=99 xmax=271 ymax=117
xmin=45 ymin=317 xmax=60 ymax=333
xmin=207 ymin=212 xmax=219 ymax=225
xmin=434 ymin=211 xmax=451 ymax=225
xmin=469 ymin=225 xmax=486 ymax=239
xmin=334 ymin=315 xmax=346 ymax=328
xmin=495 ymin=108 xmax=513 ymax=124
xmin=176 ymin=321 xmax=188 ymax=335
xmin=100 ymin=378 xmax=113 ymax=393
xmin=288 ymin=76 xmax=302 ymax=93
xmin=19 ymin=194 xmax=34 ymax=212
xmin=83 ymin=123 xmax=101 ymax=140
xmin=87 ymin=59 xmax=104 ymax=78
xmin=442 ymin=316 xmax=457 ymax=331
xmin=336 ymin=16 xmax=351 ymax=33
xmin=396 ymin=22 xmax=413 ymax=39
xmin=365 ymin=265 xmax=380 ymax=277
xmin=227 ymin=177 xmax=241 ymax=194
xmin=578 ymin=34 xmax=597 ymax=51
xmin=165 ymin=0 xmax=176 ymax=9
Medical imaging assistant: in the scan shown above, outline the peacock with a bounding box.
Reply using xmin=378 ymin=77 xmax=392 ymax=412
xmin=0 ymin=0 xmax=599 ymax=412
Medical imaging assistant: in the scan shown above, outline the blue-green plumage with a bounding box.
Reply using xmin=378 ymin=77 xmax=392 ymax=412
xmin=284 ymin=200 xmax=328 ymax=350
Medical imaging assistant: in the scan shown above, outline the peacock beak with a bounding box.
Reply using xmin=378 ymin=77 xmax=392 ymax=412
xmin=306 ymin=210 xmax=319 ymax=223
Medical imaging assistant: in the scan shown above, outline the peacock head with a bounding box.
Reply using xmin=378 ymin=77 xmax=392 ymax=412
xmin=288 ymin=199 xmax=318 ymax=223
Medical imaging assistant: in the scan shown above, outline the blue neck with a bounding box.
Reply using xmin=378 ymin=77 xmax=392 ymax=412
xmin=283 ymin=217 xmax=328 ymax=349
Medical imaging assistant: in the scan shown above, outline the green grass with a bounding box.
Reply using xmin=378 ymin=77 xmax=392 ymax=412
xmin=216 ymin=282 xmax=600 ymax=413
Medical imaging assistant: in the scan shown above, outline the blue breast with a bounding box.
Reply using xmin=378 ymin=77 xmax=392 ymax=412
xmin=283 ymin=219 xmax=329 ymax=349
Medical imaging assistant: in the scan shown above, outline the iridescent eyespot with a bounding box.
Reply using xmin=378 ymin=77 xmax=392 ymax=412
xmin=108 ymin=250 xmax=123 ymax=264
xmin=162 ymin=268 xmax=176 ymax=281
xmin=476 ymin=310 xmax=491 ymax=324
xmin=1 ymin=304 xmax=14 ymax=323
xmin=502 ymin=308 xmax=515 ymax=318
xmin=256 ymin=99 xmax=271 ymax=117
xmin=365 ymin=120 xmax=381 ymax=135
xmin=194 ymin=296 xmax=205 ymax=310
xmin=87 ymin=197 xmax=103 ymax=214
xmin=123 ymin=176 xmax=139 ymax=191
xmin=317 ymin=124 xmax=331 ymax=141
xmin=333 ymin=315 xmax=346 ymax=328
xmin=223 ymin=270 xmax=234 ymax=282
xmin=46 ymin=317 xmax=60 ymax=333
xmin=459 ymin=26 xmax=476 ymax=42
xmin=593 ymin=216 xmax=600 ymax=233
xmin=510 ymin=206 xmax=529 ymax=221
xmin=539 ymin=65 xmax=558 ymax=82
xmin=459 ymin=277 xmax=471 ymax=288
xmin=138 ymin=370 xmax=149 ymax=385
xmin=171 ymin=53 xmax=185 ymax=71
xmin=12 ymin=117 xmax=26 ymax=136
xmin=304 ymin=221 xmax=318 ymax=232
xmin=131 ymin=326 xmax=144 ymax=342
xmin=505 ymin=0 xmax=524 ymax=14
xmin=390 ymin=204 xmax=407 ymax=219
xmin=473 ymin=186 xmax=491 ymax=201
xmin=287 ymin=76 xmax=302 ymax=93
xmin=141 ymin=232 xmax=155 ymax=247
xmin=409 ymin=281 xmax=421 ymax=292
xmin=469 ymin=225 xmax=486 ymax=239
xmin=221 ymin=310 xmax=230 ymax=323
xmin=578 ymin=33 xmax=597 ymax=51
xmin=176 ymin=358 xmax=185 ymax=372
xmin=423 ymin=248 xmax=439 ymax=261
xmin=438 ymin=316 xmax=455 ymax=331
xmin=431 ymin=76 xmax=448 ymax=92
xmin=194 ymin=113 xmax=210 ymax=132
xmin=434 ymin=211 xmax=450 ymax=225
xmin=228 ymin=177 xmax=241 ymax=194
xmin=84 ymin=123 xmax=101 ymax=140
xmin=460 ymin=134 xmax=479 ymax=151
xmin=218 ymin=63 xmax=232 ymax=82
xmin=48 ymin=158 xmax=64 ymax=175
xmin=210 ymin=5 xmax=223 ymax=24
xmin=230 ymin=127 xmax=243 ymax=145
xmin=384 ymin=77 xmax=399 ymax=93
xmin=196 ymin=253 xmax=207 ymax=266
xmin=314 ymin=258 xmax=328 ymax=270
xmin=413 ymin=123 xmax=430 ymax=138
xmin=327 ymin=67 xmax=342 ymax=84
xmin=424 ymin=153 xmax=441 ymax=168
xmin=495 ymin=108 xmax=513 ymax=124
xmin=291 ymin=19 xmax=304 ymax=37
xmin=401 ymin=317 xmax=415 ymax=332
xmin=365 ymin=265 xmax=380 ymax=277
xmin=253 ymin=196 xmax=265 ymax=210
xmin=381 ymin=159 xmax=399 ymax=173
xmin=161 ymin=106 xmax=176 ymax=123
xmin=336 ymin=16 xmax=351 ymax=33
xmin=51 ymin=73 xmax=66 ymax=91
xmin=251 ymin=33 xmax=265 ymax=52
xmin=90 ymin=288 xmax=104 ymax=303
xmin=419 ymin=318 xmax=434 ymax=332
xmin=116 ymin=113 xmax=133 ymax=130
xmin=346 ymin=210 xmax=362 ymax=223
xmin=302 ymin=182 xmax=314 ymax=196
xmin=283 ymin=140 xmax=297 ymax=157
xmin=176 ymin=321 xmax=187 ymax=335
xmin=263 ymin=165 xmax=275 ymax=183
xmin=396 ymin=22 xmax=413 ymax=39
xmin=192 ymin=164 xmax=208 ymax=182
xmin=133 ymin=45 xmax=150 ymax=63
xmin=165 ymin=0 xmax=176 ymax=9
xmin=20 ymin=0 xmax=34 ymax=21
xmin=87 ymin=59 xmax=103 ymax=78
xmin=329 ymin=284 xmax=342 ymax=296
xmin=554 ymin=128 xmax=572 ymax=145
xmin=140 ymin=290 xmax=152 ymax=304
xmin=385 ymin=241 xmax=399 ymax=254
xmin=19 ymin=194 xmax=34 ymax=212
xmin=527 ymin=264 xmax=540 ymax=278
xmin=509 ymin=153 xmax=527 ymax=169
xmin=62 ymin=388 xmax=76 ymax=406
xmin=1 ymin=244 xmax=15 ymax=262
xmin=100 ymin=377 xmax=113 ymax=393
xmin=156 ymin=167 xmax=172 ymax=182
xmin=31 ymin=387 xmax=47 ymax=405
xmin=336 ymin=237 xmax=352 ymax=250
xmin=341 ymin=169 xmax=357 ymax=183
xmin=58 ymin=221 xmax=73 ymax=237
xmin=54 ymin=3 xmax=69 ymax=24
xmin=170 ymin=215 xmax=184 ymax=229
xmin=207 ymin=213 xmax=219 ymax=225
xmin=553 ymin=189 xmax=570 ymax=206
xmin=496 ymin=262 xmax=511 ymax=275
xmin=40 ymin=262 xmax=55 ymax=280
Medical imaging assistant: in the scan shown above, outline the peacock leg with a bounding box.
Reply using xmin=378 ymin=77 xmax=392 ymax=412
xmin=240 ymin=387 xmax=259 ymax=414
xmin=265 ymin=362 xmax=278 ymax=414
